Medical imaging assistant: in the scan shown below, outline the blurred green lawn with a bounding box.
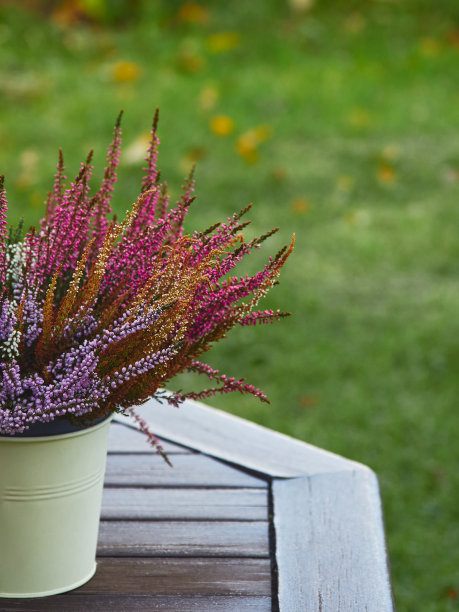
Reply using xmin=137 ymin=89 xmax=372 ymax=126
xmin=1 ymin=1 xmax=459 ymax=609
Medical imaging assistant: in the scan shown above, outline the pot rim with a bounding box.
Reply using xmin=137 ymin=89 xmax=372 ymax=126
xmin=0 ymin=413 xmax=114 ymax=444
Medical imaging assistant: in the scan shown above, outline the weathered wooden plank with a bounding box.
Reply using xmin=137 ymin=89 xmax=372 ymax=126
xmin=97 ymin=520 xmax=270 ymax=557
xmin=101 ymin=487 xmax=268 ymax=520
xmin=1 ymin=403 xmax=394 ymax=610
xmin=115 ymin=398 xmax=366 ymax=478
xmin=108 ymin=422 xmax=193 ymax=454
xmin=273 ymin=472 xmax=395 ymax=612
xmin=85 ymin=557 xmax=271 ymax=595
xmin=0 ymin=595 xmax=272 ymax=611
xmin=104 ymin=453 xmax=267 ymax=488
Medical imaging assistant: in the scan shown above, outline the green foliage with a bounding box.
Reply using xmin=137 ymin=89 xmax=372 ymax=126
xmin=1 ymin=1 xmax=459 ymax=608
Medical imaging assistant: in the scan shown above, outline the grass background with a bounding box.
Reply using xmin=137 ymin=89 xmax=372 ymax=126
xmin=1 ymin=0 xmax=459 ymax=608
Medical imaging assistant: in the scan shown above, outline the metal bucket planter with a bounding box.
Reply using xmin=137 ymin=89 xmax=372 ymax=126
xmin=0 ymin=416 xmax=112 ymax=598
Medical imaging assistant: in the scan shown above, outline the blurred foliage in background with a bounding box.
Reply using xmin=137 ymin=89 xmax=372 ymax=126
xmin=1 ymin=0 xmax=459 ymax=609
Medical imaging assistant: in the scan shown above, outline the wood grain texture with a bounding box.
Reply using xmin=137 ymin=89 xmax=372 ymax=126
xmin=273 ymin=472 xmax=395 ymax=611
xmin=104 ymin=453 xmax=267 ymax=488
xmin=108 ymin=422 xmax=194 ymax=454
xmin=97 ymin=520 xmax=270 ymax=558
xmin=83 ymin=557 xmax=271 ymax=595
xmin=114 ymin=398 xmax=366 ymax=478
xmin=101 ymin=487 xmax=268 ymax=520
xmin=0 ymin=595 xmax=272 ymax=611
xmin=0 ymin=558 xmax=270 ymax=609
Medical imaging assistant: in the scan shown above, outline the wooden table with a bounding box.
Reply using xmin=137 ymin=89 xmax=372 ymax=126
xmin=2 ymin=398 xmax=395 ymax=611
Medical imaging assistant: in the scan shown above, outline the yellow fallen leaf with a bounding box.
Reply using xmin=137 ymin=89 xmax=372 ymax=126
xmin=178 ymin=51 xmax=204 ymax=72
xmin=344 ymin=210 xmax=358 ymax=226
xmin=178 ymin=2 xmax=210 ymax=24
xmin=299 ymin=395 xmax=317 ymax=408
xmin=78 ymin=0 xmax=106 ymax=21
xmin=272 ymin=167 xmax=287 ymax=181
xmin=291 ymin=197 xmax=311 ymax=214
xmin=377 ymin=162 xmax=397 ymax=184
xmin=381 ymin=144 xmax=400 ymax=161
xmin=446 ymin=588 xmax=458 ymax=600
xmin=122 ymin=132 xmax=151 ymax=166
xmin=206 ymin=32 xmax=240 ymax=53
xmin=240 ymin=125 xmax=272 ymax=144
xmin=236 ymin=132 xmax=259 ymax=164
xmin=345 ymin=209 xmax=371 ymax=227
xmin=289 ymin=0 xmax=314 ymax=12
xmin=180 ymin=147 xmax=205 ymax=174
xmin=199 ymin=85 xmax=219 ymax=110
xmin=419 ymin=37 xmax=441 ymax=57
xmin=112 ymin=61 xmax=141 ymax=83
xmin=210 ymin=115 xmax=234 ymax=136
xmin=180 ymin=157 xmax=194 ymax=175
xmin=443 ymin=167 xmax=459 ymax=184
xmin=253 ymin=125 xmax=272 ymax=142
xmin=51 ymin=1 xmax=81 ymax=27
xmin=21 ymin=150 xmax=39 ymax=172
xmin=235 ymin=126 xmax=272 ymax=163
xmin=187 ymin=146 xmax=206 ymax=162
xmin=16 ymin=150 xmax=40 ymax=189
xmin=445 ymin=28 xmax=459 ymax=49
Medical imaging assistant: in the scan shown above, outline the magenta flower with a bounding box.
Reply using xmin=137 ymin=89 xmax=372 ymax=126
xmin=0 ymin=112 xmax=293 ymax=443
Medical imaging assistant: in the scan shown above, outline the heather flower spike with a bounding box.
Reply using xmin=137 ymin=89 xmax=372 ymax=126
xmin=0 ymin=175 xmax=8 ymax=288
xmin=0 ymin=112 xmax=293 ymax=452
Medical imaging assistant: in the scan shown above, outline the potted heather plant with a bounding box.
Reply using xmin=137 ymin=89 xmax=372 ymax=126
xmin=0 ymin=111 xmax=293 ymax=598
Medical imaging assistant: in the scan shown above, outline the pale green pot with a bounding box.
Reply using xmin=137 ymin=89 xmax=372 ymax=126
xmin=0 ymin=416 xmax=113 ymax=598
